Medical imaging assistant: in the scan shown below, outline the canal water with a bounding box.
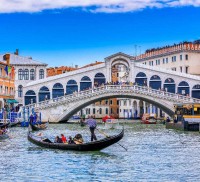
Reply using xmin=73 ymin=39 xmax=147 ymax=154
xmin=1 ymin=122 xmax=200 ymax=181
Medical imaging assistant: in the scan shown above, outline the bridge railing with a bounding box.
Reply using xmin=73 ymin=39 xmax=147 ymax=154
xmin=24 ymin=85 xmax=200 ymax=109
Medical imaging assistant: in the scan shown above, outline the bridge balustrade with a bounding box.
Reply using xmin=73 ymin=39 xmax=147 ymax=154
xmin=24 ymin=85 xmax=200 ymax=110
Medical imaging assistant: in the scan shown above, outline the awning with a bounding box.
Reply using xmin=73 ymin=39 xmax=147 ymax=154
xmin=6 ymin=99 xmax=19 ymax=104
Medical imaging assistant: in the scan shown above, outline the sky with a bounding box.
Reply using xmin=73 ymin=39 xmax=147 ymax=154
xmin=0 ymin=0 xmax=200 ymax=67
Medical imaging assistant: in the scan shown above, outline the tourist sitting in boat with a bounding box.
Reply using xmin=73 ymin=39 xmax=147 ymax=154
xmin=73 ymin=134 xmax=84 ymax=144
xmin=68 ymin=136 xmax=76 ymax=144
xmin=61 ymin=134 xmax=67 ymax=143
xmin=0 ymin=127 xmax=7 ymax=135
xmin=36 ymin=123 xmax=46 ymax=129
xmin=54 ymin=136 xmax=63 ymax=143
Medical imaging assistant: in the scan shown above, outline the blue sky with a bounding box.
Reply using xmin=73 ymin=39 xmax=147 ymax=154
xmin=0 ymin=1 xmax=200 ymax=67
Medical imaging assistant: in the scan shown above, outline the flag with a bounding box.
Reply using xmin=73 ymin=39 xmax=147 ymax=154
xmin=4 ymin=65 xmax=8 ymax=75
xmin=8 ymin=66 xmax=11 ymax=73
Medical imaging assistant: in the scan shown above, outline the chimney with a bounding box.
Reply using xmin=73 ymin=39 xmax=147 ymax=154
xmin=14 ymin=49 xmax=19 ymax=55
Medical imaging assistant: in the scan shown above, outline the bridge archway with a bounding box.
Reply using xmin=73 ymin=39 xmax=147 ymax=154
xmin=66 ymin=80 xmax=78 ymax=95
xmin=192 ymin=84 xmax=200 ymax=99
xmin=58 ymin=93 xmax=174 ymax=122
xmin=25 ymin=90 xmax=36 ymax=105
xmin=149 ymin=75 xmax=161 ymax=90
xmin=178 ymin=81 xmax=190 ymax=96
xmin=39 ymin=86 xmax=50 ymax=102
xmin=52 ymin=83 xmax=64 ymax=98
xmin=94 ymin=73 xmax=106 ymax=87
xmin=80 ymin=76 xmax=92 ymax=91
xmin=135 ymin=72 xmax=147 ymax=86
xmin=164 ymin=78 xmax=175 ymax=93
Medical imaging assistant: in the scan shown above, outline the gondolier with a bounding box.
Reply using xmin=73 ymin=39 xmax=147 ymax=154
xmin=86 ymin=115 xmax=97 ymax=141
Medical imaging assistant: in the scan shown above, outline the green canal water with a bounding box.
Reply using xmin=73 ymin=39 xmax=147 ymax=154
xmin=1 ymin=122 xmax=200 ymax=181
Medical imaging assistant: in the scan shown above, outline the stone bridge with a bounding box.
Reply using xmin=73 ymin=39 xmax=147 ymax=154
xmin=25 ymin=85 xmax=200 ymax=122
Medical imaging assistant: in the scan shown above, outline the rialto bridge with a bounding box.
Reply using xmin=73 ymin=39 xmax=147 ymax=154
xmin=22 ymin=52 xmax=200 ymax=122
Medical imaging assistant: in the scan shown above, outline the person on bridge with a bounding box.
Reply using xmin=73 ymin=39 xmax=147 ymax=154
xmin=86 ymin=115 xmax=97 ymax=141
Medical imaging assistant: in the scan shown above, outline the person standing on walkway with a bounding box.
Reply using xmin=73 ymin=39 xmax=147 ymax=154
xmin=86 ymin=115 xmax=97 ymax=141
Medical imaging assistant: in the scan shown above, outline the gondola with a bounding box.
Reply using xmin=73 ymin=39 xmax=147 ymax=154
xmin=0 ymin=121 xmax=10 ymax=128
xmin=28 ymin=127 xmax=124 ymax=151
xmin=10 ymin=119 xmax=21 ymax=127
xmin=0 ymin=132 xmax=9 ymax=140
xmin=29 ymin=122 xmax=48 ymax=131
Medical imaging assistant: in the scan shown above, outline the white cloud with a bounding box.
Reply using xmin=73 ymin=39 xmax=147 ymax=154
xmin=0 ymin=0 xmax=200 ymax=13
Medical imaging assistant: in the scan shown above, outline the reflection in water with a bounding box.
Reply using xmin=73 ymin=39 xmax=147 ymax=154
xmin=1 ymin=123 xmax=200 ymax=181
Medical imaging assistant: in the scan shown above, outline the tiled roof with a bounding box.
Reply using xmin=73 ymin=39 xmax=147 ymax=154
xmin=0 ymin=53 xmax=48 ymax=66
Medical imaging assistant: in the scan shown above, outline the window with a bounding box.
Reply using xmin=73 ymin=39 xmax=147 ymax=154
xmin=117 ymin=73 xmax=119 ymax=77
xmin=39 ymin=69 xmax=44 ymax=79
xmin=172 ymin=67 xmax=176 ymax=71
xmin=18 ymin=69 xmax=23 ymax=80
xmin=180 ymin=55 xmax=182 ymax=60
xmin=93 ymin=108 xmax=95 ymax=114
xmin=99 ymin=108 xmax=102 ymax=114
xmin=151 ymin=61 xmax=153 ymax=66
xmin=166 ymin=58 xmax=168 ymax=63
xmin=186 ymin=66 xmax=189 ymax=74
xmin=149 ymin=62 xmax=151 ymax=66
xmin=117 ymin=108 xmax=119 ymax=114
xmin=180 ymin=66 xmax=182 ymax=72
xmin=110 ymin=100 xmax=113 ymax=105
xmin=124 ymin=100 xmax=127 ymax=106
xmin=111 ymin=108 xmax=113 ymax=114
xmin=117 ymin=100 xmax=119 ymax=105
xmin=185 ymin=54 xmax=188 ymax=60
xmin=30 ymin=69 xmax=35 ymax=80
xmin=105 ymin=100 xmax=108 ymax=105
xmin=158 ymin=59 xmax=160 ymax=65
xmin=163 ymin=58 xmax=165 ymax=64
xmin=24 ymin=69 xmax=29 ymax=80
xmin=18 ymin=85 xmax=23 ymax=97
xmin=106 ymin=108 xmax=108 ymax=114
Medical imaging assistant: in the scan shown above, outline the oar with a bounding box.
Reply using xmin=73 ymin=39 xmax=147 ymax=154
xmin=96 ymin=128 xmax=128 ymax=151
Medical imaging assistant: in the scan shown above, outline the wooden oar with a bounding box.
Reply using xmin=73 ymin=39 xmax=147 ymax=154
xmin=96 ymin=128 xmax=128 ymax=151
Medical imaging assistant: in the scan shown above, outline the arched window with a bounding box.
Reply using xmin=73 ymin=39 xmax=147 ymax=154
xmin=106 ymin=108 xmax=108 ymax=115
xmin=164 ymin=78 xmax=175 ymax=93
xmin=18 ymin=85 xmax=23 ymax=97
xmin=149 ymin=75 xmax=161 ymax=90
xmin=192 ymin=84 xmax=200 ymax=99
xmin=24 ymin=69 xmax=29 ymax=80
xmin=135 ymin=72 xmax=147 ymax=86
xmin=80 ymin=76 xmax=92 ymax=91
xmin=18 ymin=69 xmax=23 ymax=80
xmin=38 ymin=86 xmax=50 ymax=102
xmin=52 ymin=83 xmax=64 ymax=98
xmin=66 ymin=80 xmax=78 ymax=95
xmin=99 ymin=108 xmax=102 ymax=114
xmin=39 ymin=69 xmax=44 ymax=79
xmin=94 ymin=73 xmax=106 ymax=87
xmin=30 ymin=69 xmax=35 ymax=80
xmin=25 ymin=90 xmax=36 ymax=105
xmin=178 ymin=81 xmax=190 ymax=96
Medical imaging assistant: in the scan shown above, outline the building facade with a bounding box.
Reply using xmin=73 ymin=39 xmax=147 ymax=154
xmin=0 ymin=54 xmax=15 ymax=109
xmin=0 ymin=50 xmax=48 ymax=104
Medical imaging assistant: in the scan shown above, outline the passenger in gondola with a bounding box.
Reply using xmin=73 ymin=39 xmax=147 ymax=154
xmin=73 ymin=134 xmax=84 ymax=144
xmin=68 ymin=136 xmax=75 ymax=144
xmin=54 ymin=136 xmax=62 ymax=143
xmin=61 ymin=134 xmax=67 ymax=143
xmin=166 ymin=117 xmax=170 ymax=123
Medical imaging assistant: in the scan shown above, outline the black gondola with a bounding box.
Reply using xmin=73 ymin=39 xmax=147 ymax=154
xmin=10 ymin=119 xmax=21 ymax=127
xmin=29 ymin=122 xmax=48 ymax=131
xmin=28 ymin=127 xmax=124 ymax=151
xmin=0 ymin=121 xmax=10 ymax=128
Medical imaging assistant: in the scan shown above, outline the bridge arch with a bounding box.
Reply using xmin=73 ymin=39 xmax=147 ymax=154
xmin=192 ymin=84 xmax=200 ymax=99
xmin=164 ymin=78 xmax=175 ymax=93
xmin=52 ymin=83 xmax=64 ymax=98
xmin=25 ymin=90 xmax=36 ymax=105
xmin=94 ymin=73 xmax=106 ymax=87
xmin=66 ymin=80 xmax=78 ymax=95
xmin=178 ymin=81 xmax=190 ymax=96
xmin=80 ymin=76 xmax=92 ymax=91
xmin=135 ymin=72 xmax=147 ymax=86
xmin=39 ymin=86 xmax=50 ymax=102
xmin=58 ymin=93 xmax=174 ymax=122
xmin=149 ymin=75 xmax=161 ymax=90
